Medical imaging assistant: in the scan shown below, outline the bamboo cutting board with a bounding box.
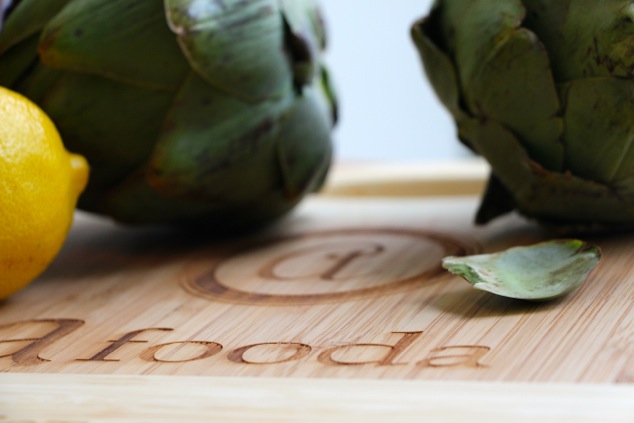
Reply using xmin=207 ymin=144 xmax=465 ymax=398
xmin=1 ymin=160 xmax=633 ymax=422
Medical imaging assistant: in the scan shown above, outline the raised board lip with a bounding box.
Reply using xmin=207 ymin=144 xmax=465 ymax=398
xmin=1 ymin=373 xmax=633 ymax=422
xmin=322 ymin=159 xmax=489 ymax=197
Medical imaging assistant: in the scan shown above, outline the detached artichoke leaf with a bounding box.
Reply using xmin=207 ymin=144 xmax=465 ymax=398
xmin=0 ymin=0 xmax=70 ymax=54
xmin=39 ymin=0 xmax=189 ymax=90
xmin=166 ymin=0 xmax=292 ymax=101
xmin=147 ymin=72 xmax=294 ymax=202
xmin=561 ymin=77 xmax=634 ymax=188
xmin=442 ymin=239 xmax=601 ymax=301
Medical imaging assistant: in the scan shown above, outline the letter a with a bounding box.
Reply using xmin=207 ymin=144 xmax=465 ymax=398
xmin=0 ymin=319 xmax=84 ymax=366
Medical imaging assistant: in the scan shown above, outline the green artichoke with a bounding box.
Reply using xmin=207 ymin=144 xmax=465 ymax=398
xmin=0 ymin=0 xmax=336 ymax=230
xmin=413 ymin=0 xmax=634 ymax=230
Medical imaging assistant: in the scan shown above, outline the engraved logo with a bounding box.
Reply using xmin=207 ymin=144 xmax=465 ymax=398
xmin=183 ymin=228 xmax=477 ymax=304
xmin=0 ymin=320 xmax=492 ymax=369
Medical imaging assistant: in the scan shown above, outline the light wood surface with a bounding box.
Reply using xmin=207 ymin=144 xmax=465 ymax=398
xmin=2 ymin=373 xmax=633 ymax=422
xmin=1 ymin=160 xmax=633 ymax=421
xmin=322 ymin=159 xmax=489 ymax=197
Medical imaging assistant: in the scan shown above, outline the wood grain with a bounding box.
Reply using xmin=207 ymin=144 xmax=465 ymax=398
xmin=0 ymin=197 xmax=631 ymax=382
xmin=0 ymin=160 xmax=632 ymax=420
xmin=1 ymin=373 xmax=633 ymax=423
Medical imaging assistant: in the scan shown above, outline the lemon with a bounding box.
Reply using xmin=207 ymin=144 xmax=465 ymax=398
xmin=0 ymin=86 xmax=89 ymax=299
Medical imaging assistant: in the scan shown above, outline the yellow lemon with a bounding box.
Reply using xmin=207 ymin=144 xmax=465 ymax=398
xmin=0 ymin=86 xmax=89 ymax=299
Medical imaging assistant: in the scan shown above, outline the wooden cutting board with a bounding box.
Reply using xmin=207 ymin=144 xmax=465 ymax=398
xmin=1 ymin=161 xmax=633 ymax=422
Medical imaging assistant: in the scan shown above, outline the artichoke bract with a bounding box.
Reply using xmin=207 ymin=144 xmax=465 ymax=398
xmin=0 ymin=0 xmax=336 ymax=230
xmin=412 ymin=0 xmax=634 ymax=230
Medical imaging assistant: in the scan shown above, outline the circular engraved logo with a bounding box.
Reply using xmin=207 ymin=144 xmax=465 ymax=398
xmin=182 ymin=228 xmax=478 ymax=305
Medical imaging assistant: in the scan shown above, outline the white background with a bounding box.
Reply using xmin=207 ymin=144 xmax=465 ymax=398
xmin=317 ymin=0 xmax=471 ymax=162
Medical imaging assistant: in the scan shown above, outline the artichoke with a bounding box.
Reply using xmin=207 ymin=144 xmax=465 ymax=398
xmin=0 ymin=0 xmax=336 ymax=230
xmin=413 ymin=0 xmax=634 ymax=230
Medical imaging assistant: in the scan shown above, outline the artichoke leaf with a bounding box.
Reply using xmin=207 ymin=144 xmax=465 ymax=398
xmin=279 ymin=0 xmax=325 ymax=86
xmin=459 ymin=119 xmax=535 ymax=200
xmin=0 ymin=0 xmax=70 ymax=54
xmin=432 ymin=0 xmax=563 ymax=171
xmin=462 ymin=118 xmax=634 ymax=226
xmin=467 ymin=28 xmax=563 ymax=171
xmin=280 ymin=0 xmax=326 ymax=50
xmin=411 ymin=13 xmax=468 ymax=123
xmin=434 ymin=0 xmax=525 ymax=93
xmin=275 ymin=86 xmax=332 ymax=199
xmin=475 ymin=174 xmax=516 ymax=225
xmin=102 ymin=172 xmax=223 ymax=226
xmin=523 ymin=0 xmax=634 ymax=81
xmin=166 ymin=0 xmax=292 ymax=101
xmin=319 ymin=65 xmax=338 ymax=123
xmin=561 ymin=77 xmax=634 ymax=190
xmin=39 ymin=0 xmax=189 ymax=90
xmin=435 ymin=0 xmax=525 ymax=57
xmin=12 ymin=62 xmax=62 ymax=105
xmin=103 ymin=170 xmax=297 ymax=229
xmin=442 ymin=239 xmax=601 ymax=301
xmin=39 ymin=72 xmax=174 ymax=167
xmin=0 ymin=34 xmax=39 ymax=86
xmin=148 ymin=72 xmax=295 ymax=202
